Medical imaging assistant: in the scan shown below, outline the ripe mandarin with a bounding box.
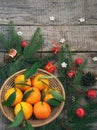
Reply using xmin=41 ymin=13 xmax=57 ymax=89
xmin=14 ymin=74 xmax=31 ymax=91
xmin=14 ymin=101 xmax=33 ymax=120
xmin=4 ymin=87 xmax=23 ymax=106
xmin=24 ymin=87 xmax=41 ymax=105
xmin=34 ymin=101 xmax=51 ymax=119
xmin=32 ymin=74 xmax=49 ymax=90
xmin=44 ymin=93 xmax=54 ymax=102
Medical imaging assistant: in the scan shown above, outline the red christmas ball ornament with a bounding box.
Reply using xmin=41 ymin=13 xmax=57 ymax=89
xmin=76 ymin=108 xmax=86 ymax=118
xmin=21 ymin=41 xmax=28 ymax=48
xmin=44 ymin=62 xmax=56 ymax=73
xmin=87 ymin=89 xmax=96 ymax=99
xmin=75 ymin=58 xmax=83 ymax=65
xmin=67 ymin=71 xmax=75 ymax=78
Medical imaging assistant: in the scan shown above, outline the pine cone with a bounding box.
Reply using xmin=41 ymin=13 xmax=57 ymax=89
xmin=81 ymin=72 xmax=96 ymax=87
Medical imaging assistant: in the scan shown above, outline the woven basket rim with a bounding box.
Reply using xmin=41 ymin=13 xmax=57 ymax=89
xmin=0 ymin=68 xmax=66 ymax=127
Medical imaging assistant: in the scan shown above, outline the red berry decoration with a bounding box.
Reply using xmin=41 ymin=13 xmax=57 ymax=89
xmin=75 ymin=58 xmax=83 ymax=65
xmin=21 ymin=41 xmax=28 ymax=48
xmin=76 ymin=108 xmax=86 ymax=118
xmin=87 ymin=89 xmax=96 ymax=99
xmin=67 ymin=71 xmax=75 ymax=78
xmin=52 ymin=47 xmax=60 ymax=54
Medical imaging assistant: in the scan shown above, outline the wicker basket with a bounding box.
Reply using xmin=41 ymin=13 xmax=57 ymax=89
xmin=0 ymin=69 xmax=65 ymax=127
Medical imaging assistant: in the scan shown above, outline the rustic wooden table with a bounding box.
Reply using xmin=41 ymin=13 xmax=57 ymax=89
xmin=0 ymin=0 xmax=97 ymax=130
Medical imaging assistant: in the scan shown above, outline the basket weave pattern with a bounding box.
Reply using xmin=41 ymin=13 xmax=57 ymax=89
xmin=0 ymin=69 xmax=65 ymax=127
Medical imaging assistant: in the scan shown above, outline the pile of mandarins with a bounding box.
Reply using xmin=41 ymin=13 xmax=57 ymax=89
xmin=3 ymin=73 xmax=58 ymax=120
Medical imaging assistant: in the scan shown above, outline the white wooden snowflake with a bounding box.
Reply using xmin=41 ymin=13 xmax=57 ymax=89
xmin=59 ymin=38 xmax=65 ymax=43
xmin=79 ymin=18 xmax=85 ymax=23
xmin=17 ymin=31 xmax=23 ymax=36
xmin=61 ymin=62 xmax=67 ymax=68
xmin=92 ymin=57 xmax=97 ymax=62
xmin=49 ymin=16 xmax=55 ymax=21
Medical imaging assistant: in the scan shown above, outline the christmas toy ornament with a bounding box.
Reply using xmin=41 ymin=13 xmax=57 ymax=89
xmin=21 ymin=40 xmax=28 ymax=48
xmin=8 ymin=49 xmax=17 ymax=58
xmin=87 ymin=89 xmax=96 ymax=99
xmin=52 ymin=47 xmax=60 ymax=54
xmin=81 ymin=72 xmax=96 ymax=87
xmin=67 ymin=70 xmax=75 ymax=78
xmin=44 ymin=62 xmax=56 ymax=73
xmin=75 ymin=58 xmax=83 ymax=65
xmin=76 ymin=107 xmax=86 ymax=118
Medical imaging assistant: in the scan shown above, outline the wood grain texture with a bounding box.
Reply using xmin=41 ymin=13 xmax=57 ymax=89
xmin=0 ymin=0 xmax=97 ymax=25
xmin=85 ymin=0 xmax=97 ymax=24
xmin=1 ymin=25 xmax=97 ymax=51
xmin=0 ymin=0 xmax=85 ymax=25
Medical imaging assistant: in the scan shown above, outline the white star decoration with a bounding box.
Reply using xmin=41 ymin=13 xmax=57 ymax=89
xmin=61 ymin=62 xmax=67 ymax=68
xmin=79 ymin=18 xmax=85 ymax=23
xmin=17 ymin=31 xmax=23 ymax=36
xmin=92 ymin=57 xmax=97 ymax=62
xmin=59 ymin=38 xmax=65 ymax=43
xmin=49 ymin=16 xmax=55 ymax=21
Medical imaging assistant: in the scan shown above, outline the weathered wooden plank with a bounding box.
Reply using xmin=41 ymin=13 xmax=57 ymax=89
xmin=1 ymin=0 xmax=97 ymax=26
xmin=0 ymin=25 xmax=97 ymax=51
xmin=0 ymin=52 xmax=97 ymax=130
xmin=0 ymin=0 xmax=85 ymax=25
xmin=85 ymin=0 xmax=97 ymax=25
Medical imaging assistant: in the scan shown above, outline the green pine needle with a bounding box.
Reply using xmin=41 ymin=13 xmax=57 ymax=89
xmin=8 ymin=21 xmax=22 ymax=54
xmin=23 ymin=27 xmax=44 ymax=59
xmin=24 ymin=61 xmax=41 ymax=79
xmin=0 ymin=33 xmax=8 ymax=49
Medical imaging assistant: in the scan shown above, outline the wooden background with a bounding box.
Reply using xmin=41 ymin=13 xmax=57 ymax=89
xmin=0 ymin=0 xmax=97 ymax=130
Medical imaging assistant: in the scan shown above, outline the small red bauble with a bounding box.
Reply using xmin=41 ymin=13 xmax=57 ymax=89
xmin=21 ymin=41 xmax=28 ymax=48
xmin=76 ymin=108 xmax=86 ymax=118
xmin=67 ymin=71 xmax=75 ymax=78
xmin=87 ymin=89 xmax=96 ymax=99
xmin=75 ymin=58 xmax=83 ymax=65
xmin=44 ymin=62 xmax=56 ymax=73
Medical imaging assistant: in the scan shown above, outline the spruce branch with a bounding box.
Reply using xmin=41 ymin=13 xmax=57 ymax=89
xmin=0 ymin=21 xmax=22 ymax=54
xmin=8 ymin=56 xmax=24 ymax=76
xmin=8 ymin=21 xmax=22 ymax=54
xmin=23 ymin=28 xmax=44 ymax=59
xmin=0 ymin=33 xmax=8 ymax=49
